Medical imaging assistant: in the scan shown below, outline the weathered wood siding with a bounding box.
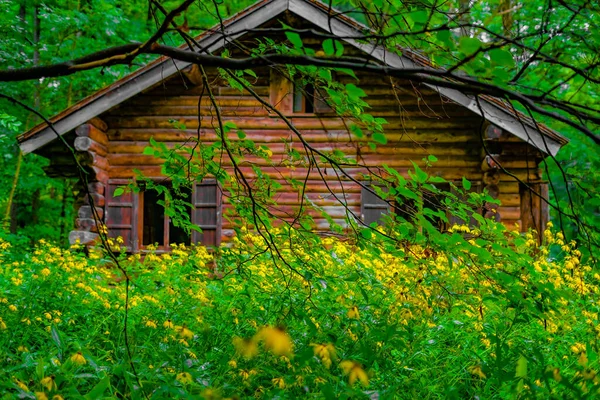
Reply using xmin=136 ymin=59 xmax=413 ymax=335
xmin=98 ymin=64 xmax=545 ymax=244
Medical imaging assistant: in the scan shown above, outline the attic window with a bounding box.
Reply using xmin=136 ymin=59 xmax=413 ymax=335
xmin=293 ymin=83 xmax=315 ymax=113
xmin=269 ymin=69 xmax=332 ymax=114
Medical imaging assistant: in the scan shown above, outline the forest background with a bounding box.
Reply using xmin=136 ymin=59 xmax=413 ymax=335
xmin=1 ymin=0 xmax=600 ymax=398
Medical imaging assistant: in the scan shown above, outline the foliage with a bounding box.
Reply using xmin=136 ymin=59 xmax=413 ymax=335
xmin=1 ymin=217 xmax=599 ymax=398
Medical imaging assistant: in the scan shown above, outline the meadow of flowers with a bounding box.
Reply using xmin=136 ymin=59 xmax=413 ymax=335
xmin=0 ymin=222 xmax=598 ymax=399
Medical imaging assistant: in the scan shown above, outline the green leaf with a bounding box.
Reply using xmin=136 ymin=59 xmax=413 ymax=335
xmin=489 ymin=48 xmax=515 ymax=68
xmin=285 ymin=31 xmax=303 ymax=49
xmin=428 ymin=154 xmax=438 ymax=163
xmin=236 ymin=130 xmax=246 ymax=139
xmin=372 ymin=132 xmax=387 ymax=144
xmin=410 ymin=10 xmax=429 ymax=24
xmin=85 ymin=375 xmax=110 ymax=399
xmin=51 ymin=325 xmax=63 ymax=351
xmin=462 ymin=177 xmax=471 ymax=191
xmin=334 ymin=40 xmax=344 ymax=57
xmin=360 ymin=228 xmax=372 ymax=240
xmin=459 ymin=37 xmax=481 ymax=55
xmin=323 ymin=39 xmax=334 ymax=56
xmin=346 ymin=83 xmax=366 ymax=98
xmin=350 ymin=124 xmax=364 ymax=138
xmin=142 ymin=146 xmax=155 ymax=156
xmin=113 ymin=187 xmax=125 ymax=197
xmin=516 ymin=355 xmax=527 ymax=378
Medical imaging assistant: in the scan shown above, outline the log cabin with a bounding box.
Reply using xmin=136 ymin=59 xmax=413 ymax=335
xmin=17 ymin=0 xmax=568 ymax=251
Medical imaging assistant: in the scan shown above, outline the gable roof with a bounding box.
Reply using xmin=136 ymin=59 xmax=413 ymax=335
xmin=18 ymin=0 xmax=568 ymax=156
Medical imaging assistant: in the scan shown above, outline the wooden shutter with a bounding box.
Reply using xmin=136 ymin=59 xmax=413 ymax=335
xmin=269 ymin=69 xmax=293 ymax=113
xmin=105 ymin=179 xmax=138 ymax=252
xmin=361 ymin=184 xmax=390 ymax=225
xmin=191 ymin=179 xmax=221 ymax=247
xmin=314 ymin=87 xmax=333 ymax=113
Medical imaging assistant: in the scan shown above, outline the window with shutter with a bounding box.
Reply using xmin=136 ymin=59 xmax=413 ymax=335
xmin=269 ymin=69 xmax=333 ymax=115
xmin=360 ymin=181 xmax=481 ymax=231
xmin=140 ymin=184 xmax=192 ymax=249
xmin=105 ymin=179 xmax=138 ymax=252
xmin=361 ymin=184 xmax=391 ymax=226
xmin=191 ymin=179 xmax=221 ymax=248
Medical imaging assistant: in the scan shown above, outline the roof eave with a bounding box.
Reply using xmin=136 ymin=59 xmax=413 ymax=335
xmin=19 ymin=0 xmax=289 ymax=154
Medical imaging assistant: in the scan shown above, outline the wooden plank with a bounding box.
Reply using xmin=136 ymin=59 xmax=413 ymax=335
xmin=107 ymin=128 xmax=480 ymax=143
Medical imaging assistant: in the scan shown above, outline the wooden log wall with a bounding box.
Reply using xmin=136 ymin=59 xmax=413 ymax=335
xmin=102 ymin=65 xmax=546 ymax=242
xmin=68 ymin=118 xmax=110 ymax=245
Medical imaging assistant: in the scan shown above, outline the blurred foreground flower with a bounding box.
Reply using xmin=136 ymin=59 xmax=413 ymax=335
xmin=340 ymin=360 xmax=369 ymax=386
xmin=256 ymin=326 xmax=293 ymax=357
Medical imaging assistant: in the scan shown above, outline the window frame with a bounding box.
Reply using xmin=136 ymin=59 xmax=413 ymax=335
xmin=105 ymin=178 xmax=221 ymax=253
xmin=360 ymin=180 xmax=482 ymax=231
xmin=269 ymin=69 xmax=333 ymax=116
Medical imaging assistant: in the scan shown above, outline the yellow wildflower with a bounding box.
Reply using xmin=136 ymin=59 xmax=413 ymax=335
xmin=239 ymin=369 xmax=250 ymax=380
xmin=70 ymin=351 xmax=86 ymax=365
xmin=256 ymin=326 xmax=293 ymax=357
xmin=35 ymin=393 xmax=48 ymax=400
xmin=233 ymin=336 xmax=258 ymax=359
xmin=468 ymin=365 xmax=486 ymax=379
xmin=41 ymin=268 xmax=51 ymax=277
xmin=177 ymin=326 xmax=194 ymax=341
xmin=145 ymin=320 xmax=157 ymax=329
xmin=176 ymin=372 xmax=193 ymax=385
xmin=340 ymin=360 xmax=369 ymax=386
xmin=163 ymin=319 xmax=174 ymax=329
xmin=52 ymin=396 xmax=65 ymax=400
xmin=9 ymin=305 xmax=17 ymax=312
xmin=40 ymin=376 xmax=57 ymax=391
xmin=228 ymin=360 xmax=237 ymax=368
xmin=347 ymin=306 xmax=360 ymax=319
xmin=272 ymin=377 xmax=286 ymax=389
xmin=14 ymin=378 xmax=29 ymax=392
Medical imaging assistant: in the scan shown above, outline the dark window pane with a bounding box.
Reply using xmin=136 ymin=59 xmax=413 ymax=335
xmin=143 ymin=190 xmax=165 ymax=246
xmin=169 ymin=186 xmax=192 ymax=245
xmin=304 ymin=84 xmax=314 ymax=113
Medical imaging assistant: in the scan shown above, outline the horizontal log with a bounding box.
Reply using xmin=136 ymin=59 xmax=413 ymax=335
xmin=91 ymin=166 xmax=109 ymax=184
xmin=107 ymin=128 xmax=481 ymax=143
xmin=87 ymin=181 xmax=105 ymax=196
xmin=77 ymin=152 xmax=110 ymax=171
xmin=74 ymin=137 xmax=108 ymax=157
xmin=111 ymin=105 xmax=474 ymax=119
xmin=107 ymin=153 xmax=494 ymax=168
xmin=75 ymin=123 xmax=109 ymax=146
xmin=76 ymin=218 xmax=98 ymax=232
xmin=89 ymin=117 xmax=108 ymax=132
xmin=125 ymin=95 xmax=468 ymax=111
xmin=496 ymin=193 xmax=520 ymax=207
xmin=104 ymin=116 xmax=483 ymax=130
xmin=109 ymin=165 xmax=538 ymax=182
xmin=497 ymin=206 xmax=520 ymax=221
xmin=145 ymin=85 xmax=270 ymax=97
xmin=68 ymin=230 xmax=99 ymax=246
xmin=78 ymin=205 xmax=104 ymax=220
xmin=83 ymin=192 xmax=105 ymax=207
xmin=107 ymin=141 xmax=481 ymax=158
